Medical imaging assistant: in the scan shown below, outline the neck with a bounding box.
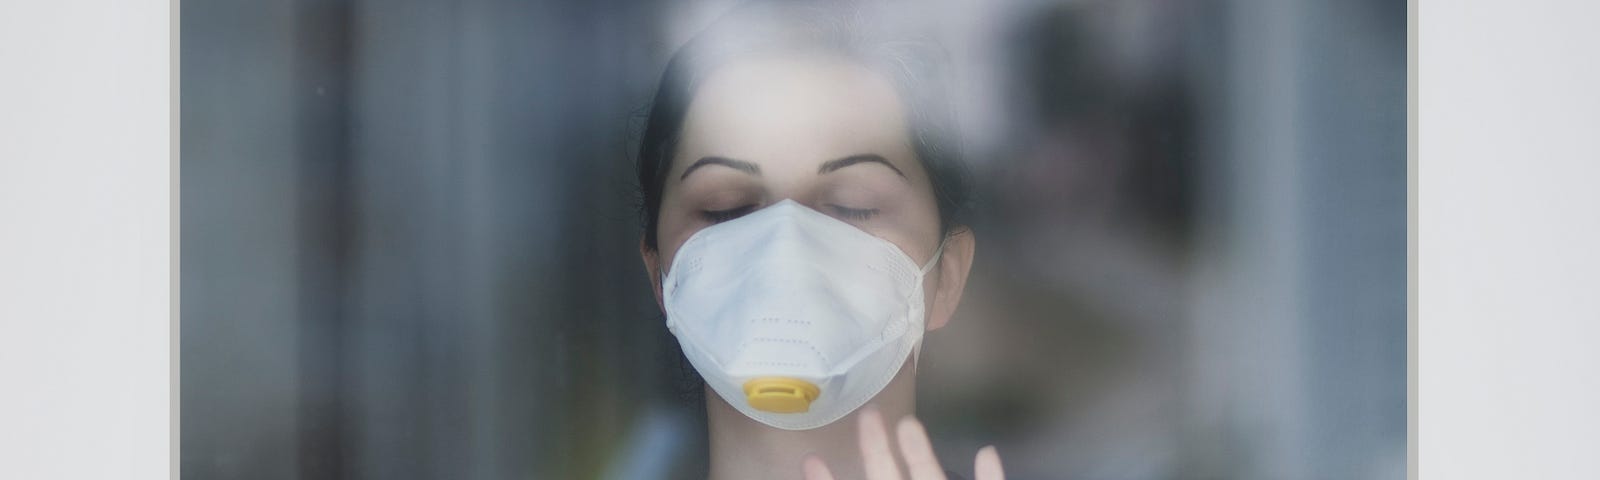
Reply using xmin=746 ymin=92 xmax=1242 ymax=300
xmin=706 ymin=360 xmax=916 ymax=480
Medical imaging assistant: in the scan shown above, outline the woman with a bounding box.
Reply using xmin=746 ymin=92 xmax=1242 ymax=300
xmin=634 ymin=1 xmax=1002 ymax=478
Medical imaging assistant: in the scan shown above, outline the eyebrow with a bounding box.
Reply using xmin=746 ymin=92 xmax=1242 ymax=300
xmin=678 ymin=153 xmax=907 ymax=182
xmin=818 ymin=154 xmax=906 ymax=178
xmin=680 ymin=156 xmax=762 ymax=181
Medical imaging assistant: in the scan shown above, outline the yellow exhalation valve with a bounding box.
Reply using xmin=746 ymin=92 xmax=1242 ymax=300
xmin=743 ymin=377 xmax=821 ymax=413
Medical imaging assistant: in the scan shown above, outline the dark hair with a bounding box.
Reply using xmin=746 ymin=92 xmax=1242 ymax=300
xmin=635 ymin=0 xmax=972 ymax=250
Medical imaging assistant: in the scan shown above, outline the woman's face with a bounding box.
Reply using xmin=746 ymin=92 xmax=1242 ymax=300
xmin=654 ymin=55 xmax=946 ymax=283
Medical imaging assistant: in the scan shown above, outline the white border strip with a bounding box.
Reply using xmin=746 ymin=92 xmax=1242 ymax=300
xmin=0 ymin=0 xmax=172 ymax=478
xmin=1418 ymin=0 xmax=1600 ymax=478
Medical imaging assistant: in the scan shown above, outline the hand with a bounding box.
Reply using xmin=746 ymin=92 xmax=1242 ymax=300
xmin=801 ymin=406 xmax=1005 ymax=480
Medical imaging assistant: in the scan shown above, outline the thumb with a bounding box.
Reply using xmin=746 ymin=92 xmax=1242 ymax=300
xmin=803 ymin=453 xmax=838 ymax=480
xmin=974 ymin=446 xmax=1004 ymax=480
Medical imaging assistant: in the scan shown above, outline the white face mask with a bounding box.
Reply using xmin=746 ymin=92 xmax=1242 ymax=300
xmin=662 ymin=199 xmax=944 ymax=430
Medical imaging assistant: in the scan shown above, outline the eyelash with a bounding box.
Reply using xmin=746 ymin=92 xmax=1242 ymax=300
xmin=829 ymin=204 xmax=879 ymax=221
xmin=700 ymin=204 xmax=879 ymax=223
xmin=702 ymin=205 xmax=756 ymax=223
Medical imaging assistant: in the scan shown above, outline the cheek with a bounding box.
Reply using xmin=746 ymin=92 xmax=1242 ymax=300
xmin=882 ymin=188 xmax=944 ymax=252
xmin=654 ymin=208 xmax=694 ymax=270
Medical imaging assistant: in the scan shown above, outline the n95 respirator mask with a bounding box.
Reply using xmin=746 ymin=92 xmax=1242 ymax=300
xmin=662 ymin=199 xmax=944 ymax=431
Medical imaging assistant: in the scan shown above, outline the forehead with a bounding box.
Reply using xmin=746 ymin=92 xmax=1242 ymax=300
xmin=672 ymin=55 xmax=916 ymax=175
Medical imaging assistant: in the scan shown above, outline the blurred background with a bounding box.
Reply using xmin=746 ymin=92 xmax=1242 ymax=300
xmin=181 ymin=0 xmax=1404 ymax=478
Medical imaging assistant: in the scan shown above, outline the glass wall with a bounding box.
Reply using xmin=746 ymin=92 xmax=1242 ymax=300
xmin=181 ymin=0 xmax=1405 ymax=478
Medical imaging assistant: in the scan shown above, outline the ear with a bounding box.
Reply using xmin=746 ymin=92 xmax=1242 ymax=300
xmin=640 ymin=235 xmax=666 ymax=314
xmin=926 ymin=227 xmax=976 ymax=331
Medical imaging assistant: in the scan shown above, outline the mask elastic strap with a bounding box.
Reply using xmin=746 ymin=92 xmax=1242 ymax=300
xmin=912 ymin=338 xmax=925 ymax=374
xmin=912 ymin=236 xmax=949 ymax=372
xmin=919 ymin=237 xmax=948 ymax=275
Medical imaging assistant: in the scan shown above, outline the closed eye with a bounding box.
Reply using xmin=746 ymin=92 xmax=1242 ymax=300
xmin=702 ymin=205 xmax=757 ymax=223
xmin=828 ymin=204 xmax=879 ymax=221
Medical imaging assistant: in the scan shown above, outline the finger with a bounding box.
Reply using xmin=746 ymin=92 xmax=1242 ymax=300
xmin=802 ymin=453 xmax=837 ymax=480
xmin=894 ymin=415 xmax=947 ymax=480
xmin=857 ymin=406 xmax=904 ymax=480
xmin=974 ymin=445 xmax=1005 ymax=480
